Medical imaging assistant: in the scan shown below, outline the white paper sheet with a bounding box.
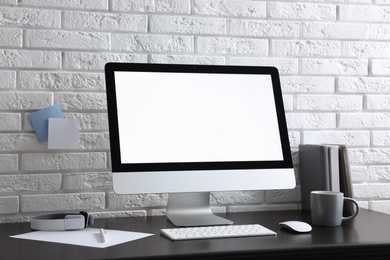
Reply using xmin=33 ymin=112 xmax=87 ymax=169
xmin=48 ymin=118 xmax=80 ymax=149
xmin=11 ymin=228 xmax=154 ymax=248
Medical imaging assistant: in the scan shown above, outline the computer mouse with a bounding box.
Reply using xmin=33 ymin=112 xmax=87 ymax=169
xmin=279 ymin=221 xmax=312 ymax=233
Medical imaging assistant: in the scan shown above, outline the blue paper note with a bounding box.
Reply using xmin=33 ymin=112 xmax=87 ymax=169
xmin=29 ymin=104 xmax=64 ymax=143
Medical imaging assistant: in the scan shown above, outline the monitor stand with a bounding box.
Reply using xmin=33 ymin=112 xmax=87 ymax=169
xmin=166 ymin=192 xmax=234 ymax=227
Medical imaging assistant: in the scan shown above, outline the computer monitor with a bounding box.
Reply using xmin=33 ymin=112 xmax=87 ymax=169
xmin=105 ymin=63 xmax=295 ymax=227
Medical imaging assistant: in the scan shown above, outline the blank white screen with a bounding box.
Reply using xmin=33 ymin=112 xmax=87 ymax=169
xmin=115 ymin=71 xmax=283 ymax=164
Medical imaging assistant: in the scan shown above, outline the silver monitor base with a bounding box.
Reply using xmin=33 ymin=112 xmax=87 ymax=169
xmin=166 ymin=192 xmax=234 ymax=227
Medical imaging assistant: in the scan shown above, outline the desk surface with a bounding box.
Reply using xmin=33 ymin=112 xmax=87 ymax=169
xmin=1 ymin=209 xmax=390 ymax=260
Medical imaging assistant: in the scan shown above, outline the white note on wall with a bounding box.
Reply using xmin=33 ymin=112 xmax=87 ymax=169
xmin=48 ymin=118 xmax=80 ymax=149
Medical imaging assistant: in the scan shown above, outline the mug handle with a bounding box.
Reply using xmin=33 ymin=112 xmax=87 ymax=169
xmin=342 ymin=197 xmax=359 ymax=221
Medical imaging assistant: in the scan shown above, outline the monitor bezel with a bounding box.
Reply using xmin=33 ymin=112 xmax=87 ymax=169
xmin=105 ymin=63 xmax=293 ymax=173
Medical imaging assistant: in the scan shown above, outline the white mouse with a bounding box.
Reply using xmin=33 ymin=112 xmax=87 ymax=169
xmin=279 ymin=221 xmax=312 ymax=233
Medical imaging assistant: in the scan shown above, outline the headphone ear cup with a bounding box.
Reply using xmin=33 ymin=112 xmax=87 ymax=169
xmin=79 ymin=211 xmax=93 ymax=227
xmin=88 ymin=215 xmax=95 ymax=226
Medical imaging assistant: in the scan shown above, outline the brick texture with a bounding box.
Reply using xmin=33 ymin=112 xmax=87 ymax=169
xmin=0 ymin=0 xmax=389 ymax=223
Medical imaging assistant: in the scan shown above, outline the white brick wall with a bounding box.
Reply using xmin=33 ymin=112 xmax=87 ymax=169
xmin=0 ymin=0 xmax=389 ymax=222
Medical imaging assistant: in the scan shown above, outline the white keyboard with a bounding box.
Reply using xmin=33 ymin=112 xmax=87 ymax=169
xmin=160 ymin=224 xmax=277 ymax=241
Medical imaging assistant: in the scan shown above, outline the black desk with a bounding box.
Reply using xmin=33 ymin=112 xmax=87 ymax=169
xmin=1 ymin=209 xmax=390 ymax=260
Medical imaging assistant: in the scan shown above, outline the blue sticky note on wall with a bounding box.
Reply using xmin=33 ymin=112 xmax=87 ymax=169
xmin=29 ymin=104 xmax=64 ymax=143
